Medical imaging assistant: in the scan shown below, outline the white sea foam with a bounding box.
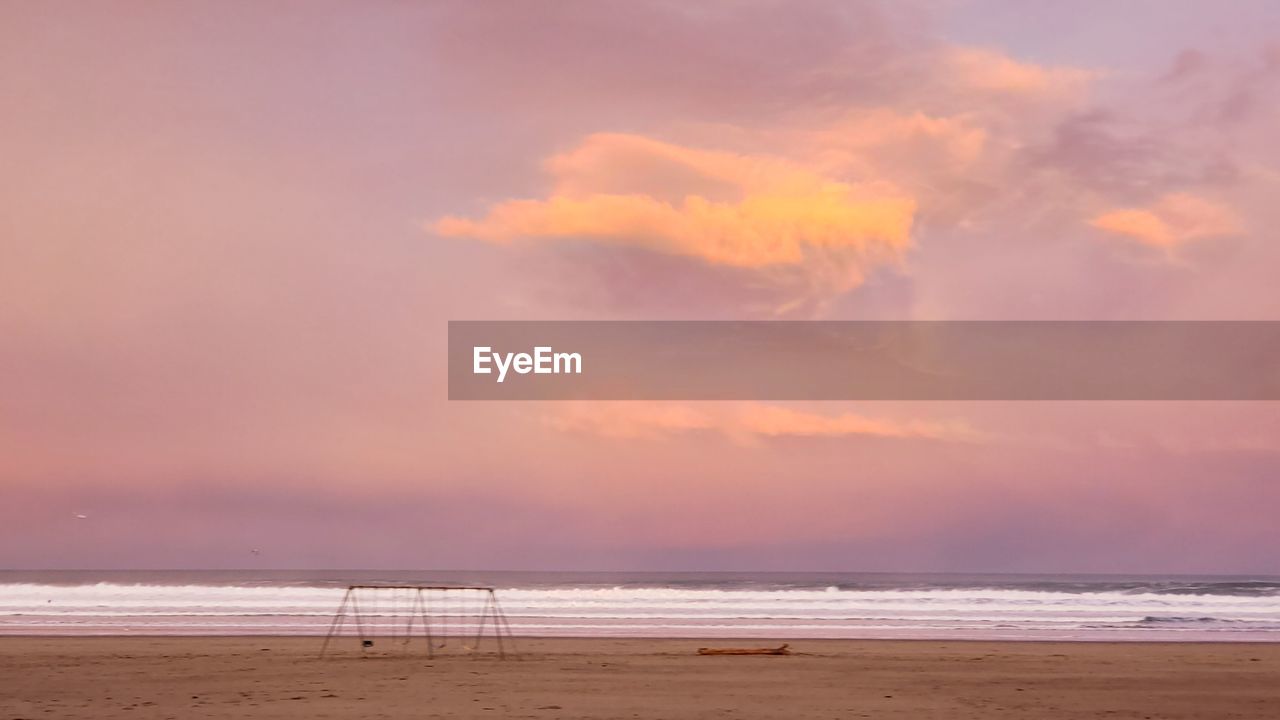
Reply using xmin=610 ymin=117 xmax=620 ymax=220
xmin=2 ymin=582 xmax=1278 ymax=640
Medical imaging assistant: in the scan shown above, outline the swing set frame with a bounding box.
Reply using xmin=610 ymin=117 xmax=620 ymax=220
xmin=320 ymin=585 xmax=517 ymax=659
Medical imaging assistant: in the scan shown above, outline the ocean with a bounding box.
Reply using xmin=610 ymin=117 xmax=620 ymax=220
xmin=2 ymin=571 xmax=1278 ymax=641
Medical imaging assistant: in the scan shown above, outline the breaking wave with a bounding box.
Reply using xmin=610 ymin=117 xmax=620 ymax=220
xmin=2 ymin=573 xmax=1278 ymax=640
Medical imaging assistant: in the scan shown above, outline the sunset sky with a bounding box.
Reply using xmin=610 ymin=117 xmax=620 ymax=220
xmin=2 ymin=1 xmax=1278 ymax=573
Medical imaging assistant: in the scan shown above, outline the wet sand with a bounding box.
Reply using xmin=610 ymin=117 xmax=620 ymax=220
xmin=2 ymin=636 xmax=1278 ymax=719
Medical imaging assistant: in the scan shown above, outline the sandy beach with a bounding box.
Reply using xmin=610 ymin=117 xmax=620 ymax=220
xmin=1 ymin=637 xmax=1277 ymax=719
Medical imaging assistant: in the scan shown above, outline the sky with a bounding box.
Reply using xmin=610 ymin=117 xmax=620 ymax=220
xmin=1 ymin=1 xmax=1278 ymax=573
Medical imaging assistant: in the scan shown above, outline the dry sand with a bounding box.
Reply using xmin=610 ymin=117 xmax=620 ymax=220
xmin=2 ymin=636 xmax=1278 ymax=719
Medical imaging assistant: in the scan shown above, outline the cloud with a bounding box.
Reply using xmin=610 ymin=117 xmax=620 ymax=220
xmin=804 ymin=108 xmax=988 ymax=179
xmin=420 ymin=0 xmax=1128 ymax=321
xmin=420 ymin=0 xmax=917 ymax=125
xmin=544 ymin=402 xmax=715 ymax=440
xmin=435 ymin=133 xmax=916 ymax=309
xmin=546 ymin=402 xmax=979 ymax=444
xmin=943 ymin=46 xmax=1095 ymax=100
xmin=734 ymin=403 xmax=980 ymax=442
xmin=427 ymin=30 xmax=1107 ymax=318
xmin=1090 ymin=193 xmax=1242 ymax=248
xmin=426 ymin=6 xmax=1277 ymax=326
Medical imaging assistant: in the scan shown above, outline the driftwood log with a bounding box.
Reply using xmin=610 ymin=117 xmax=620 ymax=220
xmin=696 ymin=644 xmax=791 ymax=656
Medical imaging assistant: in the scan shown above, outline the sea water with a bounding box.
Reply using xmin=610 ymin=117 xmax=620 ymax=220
xmin=1 ymin=570 xmax=1277 ymax=641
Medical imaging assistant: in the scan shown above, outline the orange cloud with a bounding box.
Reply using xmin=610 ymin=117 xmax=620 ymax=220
xmin=1090 ymin=193 xmax=1242 ymax=248
xmin=546 ymin=402 xmax=979 ymax=444
xmin=430 ymin=45 xmax=1104 ymax=316
xmin=546 ymin=402 xmax=715 ymax=440
xmin=799 ymin=109 xmax=1000 ymax=225
xmin=734 ymin=403 xmax=979 ymax=442
xmin=433 ymin=133 xmax=916 ymax=300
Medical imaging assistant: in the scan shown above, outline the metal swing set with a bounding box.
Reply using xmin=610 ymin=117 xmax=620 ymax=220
xmin=320 ymin=585 xmax=517 ymax=659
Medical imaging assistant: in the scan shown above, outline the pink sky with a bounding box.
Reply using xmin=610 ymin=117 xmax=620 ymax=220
xmin=2 ymin=1 xmax=1278 ymax=572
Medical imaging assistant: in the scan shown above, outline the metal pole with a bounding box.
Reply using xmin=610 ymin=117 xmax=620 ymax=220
xmin=319 ymin=588 xmax=351 ymax=658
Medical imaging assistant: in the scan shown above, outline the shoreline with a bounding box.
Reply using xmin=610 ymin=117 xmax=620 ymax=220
xmin=7 ymin=629 xmax=1280 ymax=642
xmin=4 ymin=632 xmax=1280 ymax=644
xmin=5 ymin=636 xmax=1279 ymax=718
